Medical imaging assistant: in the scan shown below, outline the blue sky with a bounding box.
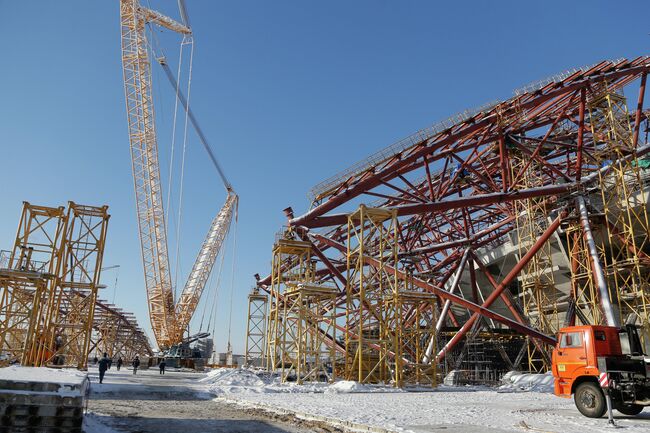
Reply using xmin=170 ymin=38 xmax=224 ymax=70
xmin=0 ymin=0 xmax=647 ymax=353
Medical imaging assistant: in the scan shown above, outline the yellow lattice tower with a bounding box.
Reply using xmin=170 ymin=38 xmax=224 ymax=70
xmin=265 ymin=237 xmax=313 ymax=372
xmin=566 ymin=220 xmax=604 ymax=326
xmin=39 ymin=203 xmax=110 ymax=369
xmin=0 ymin=203 xmax=67 ymax=366
xmin=245 ymin=287 xmax=268 ymax=367
xmin=590 ymin=89 xmax=650 ymax=344
xmin=345 ymin=205 xmax=398 ymax=384
xmin=386 ymin=268 xmax=438 ymax=387
xmin=280 ymin=282 xmax=337 ymax=383
xmin=510 ymin=152 xmax=559 ymax=372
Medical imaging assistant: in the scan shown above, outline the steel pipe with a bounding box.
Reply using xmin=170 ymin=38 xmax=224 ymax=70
xmin=576 ymin=196 xmax=618 ymax=327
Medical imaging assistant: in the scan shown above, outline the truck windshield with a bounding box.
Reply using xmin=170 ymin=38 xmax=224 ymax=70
xmin=560 ymin=332 xmax=583 ymax=348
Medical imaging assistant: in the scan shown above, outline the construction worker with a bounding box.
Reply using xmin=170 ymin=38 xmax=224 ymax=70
xmin=132 ymin=355 xmax=140 ymax=375
xmin=159 ymin=359 xmax=166 ymax=375
xmin=116 ymin=357 xmax=123 ymax=371
xmin=98 ymin=353 xmax=110 ymax=384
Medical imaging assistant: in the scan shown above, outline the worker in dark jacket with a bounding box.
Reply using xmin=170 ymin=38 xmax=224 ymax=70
xmin=159 ymin=359 xmax=166 ymax=375
xmin=116 ymin=357 xmax=123 ymax=371
xmin=132 ymin=356 xmax=140 ymax=375
xmin=98 ymin=353 xmax=110 ymax=384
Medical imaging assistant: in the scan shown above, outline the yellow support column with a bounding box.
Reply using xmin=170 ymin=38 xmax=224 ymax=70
xmin=345 ymin=205 xmax=398 ymax=384
xmin=245 ymin=287 xmax=268 ymax=368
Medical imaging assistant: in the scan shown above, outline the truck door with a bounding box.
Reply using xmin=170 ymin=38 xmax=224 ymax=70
xmin=555 ymin=330 xmax=587 ymax=395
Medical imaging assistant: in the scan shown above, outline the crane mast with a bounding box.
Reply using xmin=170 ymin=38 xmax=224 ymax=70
xmin=119 ymin=0 xmax=236 ymax=349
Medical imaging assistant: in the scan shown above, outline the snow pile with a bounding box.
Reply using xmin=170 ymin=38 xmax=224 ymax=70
xmin=200 ymin=368 xmax=266 ymax=393
xmin=200 ymin=368 xmax=402 ymax=396
xmin=498 ymin=371 xmax=555 ymax=393
xmin=324 ymin=380 xmax=369 ymax=394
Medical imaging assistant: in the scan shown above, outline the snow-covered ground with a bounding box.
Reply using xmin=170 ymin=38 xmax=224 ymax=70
xmin=12 ymin=366 xmax=644 ymax=433
xmin=200 ymin=368 xmax=650 ymax=433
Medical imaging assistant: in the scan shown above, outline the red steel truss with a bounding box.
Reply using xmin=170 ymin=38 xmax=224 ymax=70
xmin=257 ymin=57 xmax=650 ymax=375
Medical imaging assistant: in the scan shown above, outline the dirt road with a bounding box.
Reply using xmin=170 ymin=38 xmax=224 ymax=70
xmin=85 ymin=367 xmax=338 ymax=433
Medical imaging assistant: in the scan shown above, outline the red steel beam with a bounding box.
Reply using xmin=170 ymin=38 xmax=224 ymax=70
xmin=310 ymin=233 xmax=555 ymax=345
xmin=435 ymin=210 xmax=565 ymax=361
xmin=301 ymin=183 xmax=572 ymax=228
xmin=633 ymin=73 xmax=647 ymax=148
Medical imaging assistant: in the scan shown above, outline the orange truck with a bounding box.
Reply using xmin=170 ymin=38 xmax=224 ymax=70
xmin=551 ymin=324 xmax=650 ymax=417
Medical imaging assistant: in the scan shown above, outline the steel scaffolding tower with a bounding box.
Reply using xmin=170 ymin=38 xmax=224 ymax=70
xmin=0 ymin=202 xmax=110 ymax=369
xmin=345 ymin=205 xmax=397 ymax=384
xmin=389 ymin=276 xmax=438 ymax=387
xmin=38 ymin=203 xmax=109 ymax=369
xmin=511 ymin=150 xmax=559 ymax=372
xmin=591 ymin=88 xmax=650 ymax=342
xmin=266 ymin=238 xmax=314 ymax=372
xmin=0 ymin=203 xmax=66 ymax=366
xmin=245 ymin=287 xmax=268 ymax=367
xmin=566 ymin=218 xmax=603 ymax=326
xmin=279 ymin=282 xmax=337 ymax=383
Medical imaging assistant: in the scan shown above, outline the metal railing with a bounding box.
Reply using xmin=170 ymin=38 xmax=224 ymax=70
xmin=309 ymin=58 xmax=631 ymax=203
xmin=309 ymin=100 xmax=501 ymax=201
xmin=512 ymin=59 xmax=624 ymax=96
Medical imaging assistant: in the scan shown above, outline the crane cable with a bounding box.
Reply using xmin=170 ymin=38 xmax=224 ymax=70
xmin=165 ymin=37 xmax=185 ymax=232
xmin=197 ymin=257 xmax=217 ymax=332
xmin=207 ymin=232 xmax=229 ymax=335
xmin=172 ymin=37 xmax=194 ymax=302
xmin=199 ymin=242 xmax=226 ymax=332
xmin=226 ymin=209 xmax=239 ymax=351
xmin=158 ymin=60 xmax=233 ymax=192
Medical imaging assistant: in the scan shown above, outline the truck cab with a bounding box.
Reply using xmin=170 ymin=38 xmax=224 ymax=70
xmin=552 ymin=324 xmax=650 ymax=418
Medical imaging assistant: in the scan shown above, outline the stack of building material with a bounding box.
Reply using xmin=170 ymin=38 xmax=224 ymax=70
xmin=0 ymin=366 xmax=89 ymax=432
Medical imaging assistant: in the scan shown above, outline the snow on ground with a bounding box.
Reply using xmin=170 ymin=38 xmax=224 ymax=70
xmin=83 ymin=413 xmax=122 ymax=433
xmin=200 ymin=368 xmax=650 ymax=433
xmin=201 ymin=368 xmax=404 ymax=396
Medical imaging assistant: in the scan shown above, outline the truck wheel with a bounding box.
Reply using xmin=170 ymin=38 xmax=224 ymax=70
xmin=616 ymin=404 xmax=644 ymax=416
xmin=574 ymin=382 xmax=606 ymax=418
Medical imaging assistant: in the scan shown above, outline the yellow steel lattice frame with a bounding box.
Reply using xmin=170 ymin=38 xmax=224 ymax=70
xmin=41 ymin=203 xmax=110 ymax=369
xmin=280 ymin=283 xmax=337 ymax=384
xmin=0 ymin=203 xmax=66 ymax=366
xmin=245 ymin=288 xmax=268 ymax=367
xmin=566 ymin=221 xmax=603 ymax=326
xmin=510 ymin=152 xmax=559 ymax=372
xmin=386 ymin=274 xmax=438 ymax=387
xmin=345 ymin=205 xmax=398 ymax=384
xmin=266 ymin=238 xmax=314 ymax=371
xmin=590 ymin=89 xmax=650 ymax=344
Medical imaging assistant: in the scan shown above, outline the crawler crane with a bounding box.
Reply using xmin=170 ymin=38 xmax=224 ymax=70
xmin=119 ymin=0 xmax=237 ymax=357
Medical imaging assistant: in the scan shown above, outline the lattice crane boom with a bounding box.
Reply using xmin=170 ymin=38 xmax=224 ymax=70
xmin=174 ymin=192 xmax=237 ymax=339
xmin=119 ymin=0 xmax=235 ymax=349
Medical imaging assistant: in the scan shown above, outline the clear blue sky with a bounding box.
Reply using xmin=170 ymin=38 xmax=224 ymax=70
xmin=0 ymin=0 xmax=647 ymax=354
